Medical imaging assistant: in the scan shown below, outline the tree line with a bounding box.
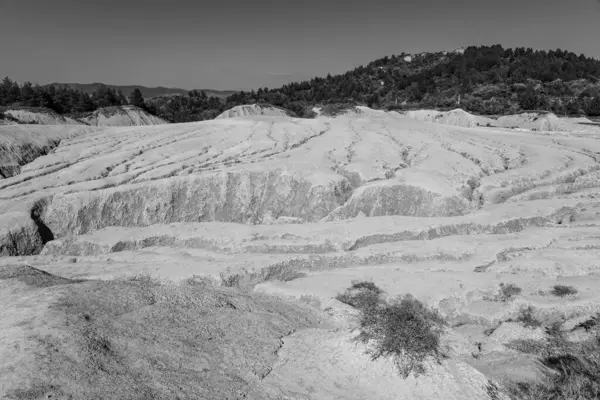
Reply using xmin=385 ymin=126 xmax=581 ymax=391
xmin=2 ymin=45 xmax=600 ymax=123
xmin=148 ymin=45 xmax=600 ymax=121
xmin=0 ymin=79 xmax=148 ymax=115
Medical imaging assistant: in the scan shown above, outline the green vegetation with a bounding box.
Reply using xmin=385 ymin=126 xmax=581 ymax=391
xmin=551 ymin=285 xmax=578 ymax=297
xmin=144 ymin=45 xmax=600 ymax=122
xmin=499 ymin=283 xmax=523 ymax=302
xmin=336 ymin=281 xmax=447 ymax=378
xmin=507 ymin=325 xmax=600 ymax=399
xmin=2 ymin=45 xmax=600 ymax=123
xmin=513 ymin=306 xmax=543 ymax=328
xmin=575 ymin=314 xmax=599 ymax=332
xmin=0 ymin=78 xmax=130 ymax=114
xmin=128 ymin=88 xmax=147 ymax=110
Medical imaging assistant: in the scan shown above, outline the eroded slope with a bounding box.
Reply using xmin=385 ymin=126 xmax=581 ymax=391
xmin=1 ymin=110 xmax=600 ymax=398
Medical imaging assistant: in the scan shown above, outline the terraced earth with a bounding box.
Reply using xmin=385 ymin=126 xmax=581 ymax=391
xmin=1 ymin=109 xmax=600 ymax=399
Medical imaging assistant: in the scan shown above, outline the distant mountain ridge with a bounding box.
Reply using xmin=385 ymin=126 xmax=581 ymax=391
xmin=44 ymin=82 xmax=237 ymax=99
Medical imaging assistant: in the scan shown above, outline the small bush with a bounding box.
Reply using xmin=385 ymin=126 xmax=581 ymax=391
xmin=508 ymin=334 xmax=600 ymax=400
xmin=220 ymin=273 xmax=244 ymax=288
xmin=499 ymin=283 xmax=522 ymax=302
xmin=574 ymin=314 xmax=599 ymax=332
xmin=484 ymin=325 xmax=500 ymax=336
xmin=338 ymin=281 xmax=447 ymax=378
xmin=515 ymin=306 xmax=542 ymax=328
xmin=551 ymin=285 xmax=578 ymax=297
xmin=336 ymin=280 xmax=384 ymax=310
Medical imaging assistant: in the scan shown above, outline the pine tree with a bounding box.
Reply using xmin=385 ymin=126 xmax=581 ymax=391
xmin=117 ymin=90 xmax=128 ymax=105
xmin=75 ymin=92 xmax=95 ymax=113
xmin=20 ymin=82 xmax=35 ymax=106
xmin=129 ymin=88 xmax=146 ymax=109
xmin=587 ymin=96 xmax=600 ymax=117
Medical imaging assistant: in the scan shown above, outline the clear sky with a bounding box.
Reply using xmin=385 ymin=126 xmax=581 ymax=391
xmin=1 ymin=0 xmax=599 ymax=90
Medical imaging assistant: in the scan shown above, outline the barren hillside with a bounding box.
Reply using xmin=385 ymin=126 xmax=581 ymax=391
xmin=3 ymin=108 xmax=81 ymax=125
xmin=1 ymin=109 xmax=600 ymax=399
xmin=80 ymin=105 xmax=168 ymax=126
xmin=0 ymin=124 xmax=104 ymax=178
xmin=216 ymin=104 xmax=296 ymax=119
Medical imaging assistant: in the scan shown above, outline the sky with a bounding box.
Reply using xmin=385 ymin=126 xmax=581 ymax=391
xmin=1 ymin=0 xmax=600 ymax=90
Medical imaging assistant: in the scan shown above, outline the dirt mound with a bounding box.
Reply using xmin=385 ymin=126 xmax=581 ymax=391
xmin=3 ymin=108 xmax=81 ymax=125
xmin=216 ymin=104 xmax=296 ymax=119
xmin=80 ymin=105 xmax=168 ymax=126
xmin=403 ymin=108 xmax=495 ymax=128
xmin=0 ymin=264 xmax=76 ymax=287
xmin=495 ymin=112 xmax=565 ymax=131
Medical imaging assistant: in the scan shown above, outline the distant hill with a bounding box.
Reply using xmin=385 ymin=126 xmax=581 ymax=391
xmin=4 ymin=45 xmax=600 ymax=124
xmin=148 ymin=45 xmax=600 ymax=122
xmin=260 ymin=45 xmax=600 ymax=116
xmin=44 ymin=83 xmax=237 ymax=99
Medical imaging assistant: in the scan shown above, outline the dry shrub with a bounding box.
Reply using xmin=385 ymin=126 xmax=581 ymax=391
xmin=499 ymin=283 xmax=522 ymax=302
xmin=337 ymin=281 xmax=447 ymax=378
xmin=551 ymin=285 xmax=578 ymax=297
xmin=514 ymin=306 xmax=543 ymax=328
xmin=508 ymin=336 xmax=600 ymax=400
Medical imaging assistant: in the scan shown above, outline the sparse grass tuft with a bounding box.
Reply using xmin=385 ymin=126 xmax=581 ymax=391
xmin=499 ymin=283 xmax=522 ymax=302
xmin=220 ymin=272 xmax=245 ymax=288
xmin=484 ymin=325 xmax=500 ymax=336
xmin=574 ymin=314 xmax=600 ymax=332
xmin=551 ymin=285 xmax=578 ymax=298
xmin=506 ymin=310 xmax=600 ymax=400
xmin=507 ymin=334 xmax=600 ymax=400
xmin=337 ymin=281 xmax=447 ymax=378
xmin=514 ymin=306 xmax=543 ymax=328
xmin=486 ymin=380 xmax=505 ymax=400
xmin=5 ymin=276 xmax=318 ymax=399
xmin=336 ymin=280 xmax=384 ymax=309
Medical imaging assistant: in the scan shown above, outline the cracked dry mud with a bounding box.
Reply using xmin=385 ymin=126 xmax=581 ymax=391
xmin=1 ymin=110 xmax=600 ymax=399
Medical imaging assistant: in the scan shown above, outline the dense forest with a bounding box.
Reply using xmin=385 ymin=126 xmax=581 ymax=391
xmin=0 ymin=79 xmax=133 ymax=114
xmin=144 ymin=45 xmax=600 ymax=121
xmin=2 ymin=45 xmax=600 ymax=123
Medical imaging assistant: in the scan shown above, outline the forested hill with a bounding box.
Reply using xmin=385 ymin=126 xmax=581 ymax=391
xmin=277 ymin=45 xmax=600 ymax=114
xmin=2 ymin=45 xmax=600 ymax=123
xmin=148 ymin=45 xmax=600 ymax=120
